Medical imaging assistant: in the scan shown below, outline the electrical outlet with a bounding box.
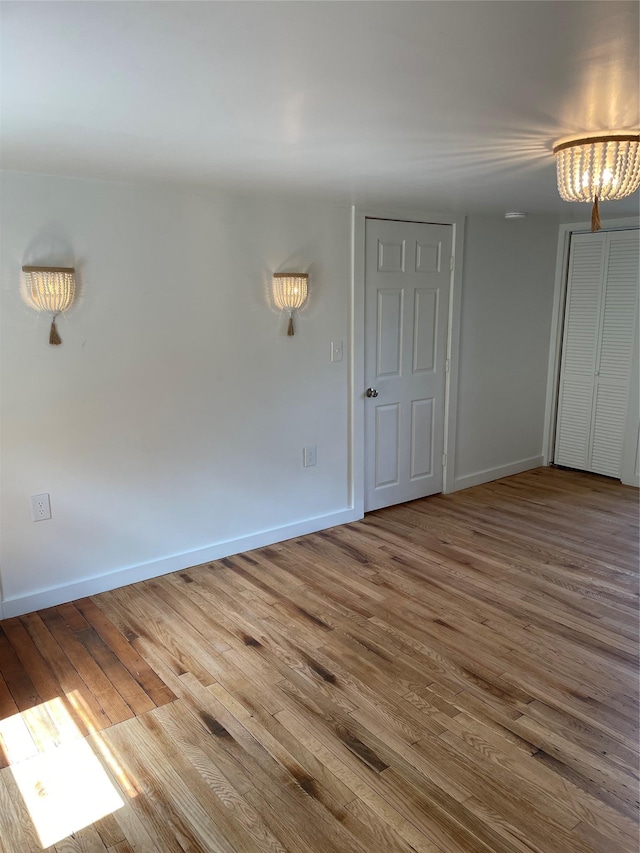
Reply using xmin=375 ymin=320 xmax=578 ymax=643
xmin=30 ymin=493 xmax=52 ymax=522
xmin=303 ymin=445 xmax=317 ymax=467
xmin=331 ymin=340 xmax=343 ymax=362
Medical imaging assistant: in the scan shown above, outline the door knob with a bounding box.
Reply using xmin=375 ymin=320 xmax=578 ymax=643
xmin=366 ymin=388 xmax=379 ymax=398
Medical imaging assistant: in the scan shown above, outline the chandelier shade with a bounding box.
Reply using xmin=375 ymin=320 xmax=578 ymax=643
xmin=272 ymin=273 xmax=309 ymax=336
xmin=553 ymin=134 xmax=640 ymax=231
xmin=22 ymin=265 xmax=76 ymax=345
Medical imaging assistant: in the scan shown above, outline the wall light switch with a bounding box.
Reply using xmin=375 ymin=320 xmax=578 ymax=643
xmin=331 ymin=340 xmax=343 ymax=362
xmin=30 ymin=493 xmax=52 ymax=521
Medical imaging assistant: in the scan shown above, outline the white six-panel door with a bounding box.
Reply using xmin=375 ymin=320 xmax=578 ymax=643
xmin=364 ymin=218 xmax=452 ymax=511
xmin=555 ymin=229 xmax=639 ymax=478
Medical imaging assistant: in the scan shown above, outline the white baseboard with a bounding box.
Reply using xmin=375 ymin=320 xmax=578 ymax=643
xmin=0 ymin=507 xmax=362 ymax=619
xmin=452 ymin=455 xmax=545 ymax=492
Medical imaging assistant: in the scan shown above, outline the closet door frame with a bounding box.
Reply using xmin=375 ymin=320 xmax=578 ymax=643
xmin=543 ymin=216 xmax=640 ymax=485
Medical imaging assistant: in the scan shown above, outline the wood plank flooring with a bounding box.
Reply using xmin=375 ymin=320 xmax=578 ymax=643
xmin=0 ymin=467 xmax=637 ymax=852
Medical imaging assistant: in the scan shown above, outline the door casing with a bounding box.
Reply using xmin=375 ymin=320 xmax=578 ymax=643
xmin=350 ymin=207 xmax=466 ymax=517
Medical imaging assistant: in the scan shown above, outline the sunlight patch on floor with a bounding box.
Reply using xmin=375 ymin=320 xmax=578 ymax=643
xmin=1 ymin=695 xmax=127 ymax=849
xmin=66 ymin=690 xmax=140 ymax=799
xmin=11 ymin=736 xmax=124 ymax=848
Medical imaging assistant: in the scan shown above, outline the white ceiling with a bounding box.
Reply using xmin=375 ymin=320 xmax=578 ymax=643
xmin=1 ymin=1 xmax=639 ymax=215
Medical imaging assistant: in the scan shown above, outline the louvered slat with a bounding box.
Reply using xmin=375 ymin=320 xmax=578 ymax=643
xmin=555 ymin=380 xmax=593 ymax=469
xmin=555 ymin=234 xmax=603 ymax=469
xmin=590 ymin=384 xmax=629 ymax=477
xmin=560 ymin=236 xmax=603 ymax=376
xmin=597 ymin=233 xmax=639 ymax=381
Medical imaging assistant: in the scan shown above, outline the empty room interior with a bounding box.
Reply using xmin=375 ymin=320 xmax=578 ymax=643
xmin=0 ymin=2 xmax=639 ymax=852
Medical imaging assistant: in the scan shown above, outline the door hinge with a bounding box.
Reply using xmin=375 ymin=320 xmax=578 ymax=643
xmin=445 ymin=358 xmax=450 ymax=373
xmin=442 ymin=452 xmax=447 ymax=468
xmin=450 ymin=256 xmax=455 ymax=273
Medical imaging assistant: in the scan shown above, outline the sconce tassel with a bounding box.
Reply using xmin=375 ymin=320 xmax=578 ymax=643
xmin=591 ymin=196 xmax=602 ymax=232
xmin=287 ymin=312 xmax=295 ymax=336
xmin=49 ymin=315 xmax=62 ymax=345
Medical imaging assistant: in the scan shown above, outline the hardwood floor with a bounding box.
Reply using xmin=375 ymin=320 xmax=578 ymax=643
xmin=0 ymin=467 xmax=637 ymax=852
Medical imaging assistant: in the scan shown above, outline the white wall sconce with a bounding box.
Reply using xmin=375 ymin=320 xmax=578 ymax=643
xmin=553 ymin=133 xmax=640 ymax=231
xmin=272 ymin=273 xmax=309 ymax=336
xmin=22 ymin=265 xmax=76 ymax=345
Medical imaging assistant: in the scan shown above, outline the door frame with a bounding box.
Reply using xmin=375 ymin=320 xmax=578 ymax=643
xmin=351 ymin=207 xmax=466 ymax=516
xmin=542 ymin=215 xmax=640 ymax=470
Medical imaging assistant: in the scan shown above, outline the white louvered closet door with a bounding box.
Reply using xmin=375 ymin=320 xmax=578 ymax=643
xmin=555 ymin=230 xmax=639 ymax=478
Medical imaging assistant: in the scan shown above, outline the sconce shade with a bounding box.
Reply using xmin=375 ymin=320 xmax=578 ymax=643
xmin=22 ymin=265 xmax=76 ymax=345
xmin=272 ymin=273 xmax=309 ymax=336
xmin=553 ymin=134 xmax=640 ymax=230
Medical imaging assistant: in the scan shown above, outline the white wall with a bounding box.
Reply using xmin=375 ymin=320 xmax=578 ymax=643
xmin=0 ymin=174 xmax=564 ymax=617
xmin=0 ymin=172 xmax=355 ymax=616
xmin=453 ymin=215 xmax=558 ymax=489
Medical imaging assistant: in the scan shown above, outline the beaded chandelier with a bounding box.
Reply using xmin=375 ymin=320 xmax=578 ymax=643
xmin=553 ymin=134 xmax=640 ymax=231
